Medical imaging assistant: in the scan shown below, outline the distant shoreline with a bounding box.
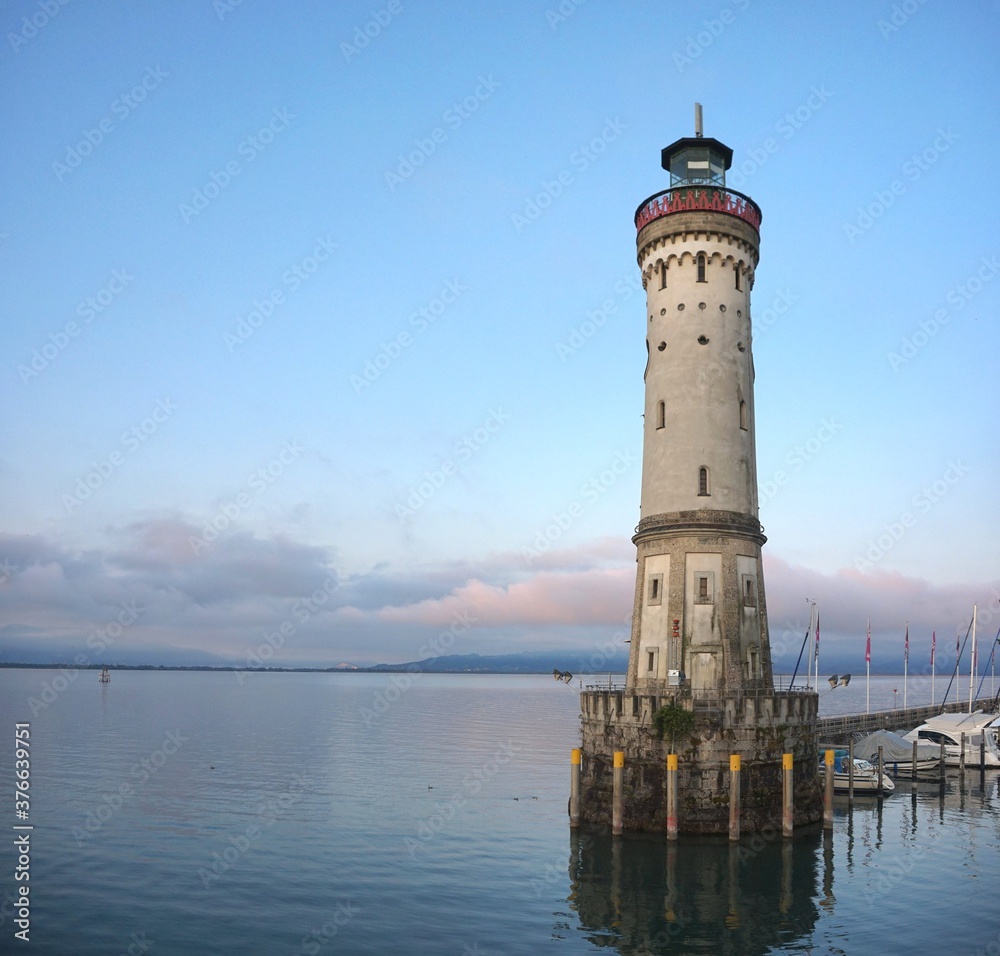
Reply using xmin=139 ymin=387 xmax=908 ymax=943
xmin=0 ymin=662 xmax=622 ymax=675
xmin=0 ymin=661 xmax=930 ymax=677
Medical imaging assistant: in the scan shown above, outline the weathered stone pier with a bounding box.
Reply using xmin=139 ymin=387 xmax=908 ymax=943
xmin=578 ymin=682 xmax=822 ymax=834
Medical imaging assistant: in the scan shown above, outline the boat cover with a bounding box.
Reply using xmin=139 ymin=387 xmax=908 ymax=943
xmin=854 ymin=729 xmax=937 ymax=763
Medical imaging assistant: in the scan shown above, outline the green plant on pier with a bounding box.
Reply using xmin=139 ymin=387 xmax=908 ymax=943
xmin=652 ymin=703 xmax=696 ymax=750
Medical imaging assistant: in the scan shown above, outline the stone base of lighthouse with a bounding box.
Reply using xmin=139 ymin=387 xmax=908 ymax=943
xmin=578 ymin=689 xmax=822 ymax=834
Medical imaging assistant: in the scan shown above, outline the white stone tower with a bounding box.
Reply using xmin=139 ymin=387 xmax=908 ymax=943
xmin=627 ymin=105 xmax=771 ymax=697
xmin=576 ymin=108 xmax=821 ymax=834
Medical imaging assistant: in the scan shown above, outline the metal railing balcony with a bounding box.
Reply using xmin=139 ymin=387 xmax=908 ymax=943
xmin=634 ymin=185 xmax=762 ymax=234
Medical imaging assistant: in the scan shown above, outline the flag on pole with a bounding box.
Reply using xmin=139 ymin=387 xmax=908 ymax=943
xmin=816 ymin=612 xmax=820 ymax=652
xmin=931 ymin=630 xmax=936 ymax=666
xmin=904 ymin=624 xmax=909 ymax=664
xmin=866 ymin=620 xmax=871 ymax=663
xmin=957 ymin=631 xmax=961 ymax=665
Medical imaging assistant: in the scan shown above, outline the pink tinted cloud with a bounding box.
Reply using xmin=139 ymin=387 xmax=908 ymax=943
xmin=376 ymin=567 xmax=634 ymax=627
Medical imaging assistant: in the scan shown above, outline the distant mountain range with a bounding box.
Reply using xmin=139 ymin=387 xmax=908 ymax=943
xmin=366 ymin=650 xmax=629 ymax=674
xmin=0 ymin=646 xmax=889 ymax=676
xmin=0 ymin=650 xmax=628 ymax=675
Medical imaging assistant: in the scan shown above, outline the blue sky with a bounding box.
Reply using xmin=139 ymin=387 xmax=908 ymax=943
xmin=1 ymin=0 xmax=998 ymax=671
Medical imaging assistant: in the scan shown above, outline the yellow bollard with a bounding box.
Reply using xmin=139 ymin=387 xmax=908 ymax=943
xmin=570 ymin=748 xmax=581 ymax=828
xmin=612 ymin=751 xmax=624 ymax=835
xmin=782 ymin=753 xmax=794 ymax=838
xmin=729 ymin=754 xmax=741 ymax=842
xmin=823 ymin=749 xmax=834 ymax=829
xmin=666 ymin=754 xmax=678 ymax=841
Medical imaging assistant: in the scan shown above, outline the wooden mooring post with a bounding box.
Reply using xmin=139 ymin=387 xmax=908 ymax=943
xmin=666 ymin=754 xmax=678 ymax=841
xmin=823 ymin=749 xmax=834 ymax=829
xmin=569 ymin=748 xmax=581 ymax=828
xmin=729 ymin=754 xmax=741 ymax=842
xmin=877 ymin=745 xmax=884 ymax=803
xmin=848 ymin=739 xmax=855 ymax=804
xmin=612 ymin=751 xmax=624 ymax=836
xmin=781 ymin=753 xmax=793 ymax=838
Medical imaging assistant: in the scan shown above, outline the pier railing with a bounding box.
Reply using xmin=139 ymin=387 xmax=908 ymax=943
xmin=582 ymin=675 xmax=813 ymax=698
xmin=584 ymin=675 xmax=627 ymax=691
xmin=815 ymin=697 xmax=997 ymax=741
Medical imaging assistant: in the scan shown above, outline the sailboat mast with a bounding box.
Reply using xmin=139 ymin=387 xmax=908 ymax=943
xmin=969 ymin=604 xmax=977 ymax=710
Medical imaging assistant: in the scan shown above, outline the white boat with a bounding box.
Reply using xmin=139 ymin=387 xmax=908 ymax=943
xmin=99 ymin=666 xmax=110 ymax=683
xmin=819 ymin=751 xmax=895 ymax=793
xmin=901 ymin=711 xmax=1000 ymax=767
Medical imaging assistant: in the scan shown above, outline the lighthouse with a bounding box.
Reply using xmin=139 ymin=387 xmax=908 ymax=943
xmin=628 ymin=103 xmax=770 ymax=697
xmin=576 ymin=106 xmax=821 ymax=834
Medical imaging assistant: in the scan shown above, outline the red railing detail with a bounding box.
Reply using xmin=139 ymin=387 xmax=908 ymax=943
xmin=635 ymin=186 xmax=762 ymax=233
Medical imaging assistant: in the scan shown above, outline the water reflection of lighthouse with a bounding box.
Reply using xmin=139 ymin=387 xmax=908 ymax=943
xmin=567 ymin=828 xmax=828 ymax=954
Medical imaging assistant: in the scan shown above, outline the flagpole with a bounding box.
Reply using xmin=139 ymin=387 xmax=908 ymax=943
xmin=806 ymin=600 xmax=815 ymax=691
xmin=969 ymin=604 xmax=977 ymax=711
xmin=814 ymin=606 xmax=820 ymax=696
xmin=931 ymin=630 xmax=936 ymax=707
xmin=903 ymin=622 xmax=908 ymax=709
xmin=865 ymin=618 xmax=871 ymax=715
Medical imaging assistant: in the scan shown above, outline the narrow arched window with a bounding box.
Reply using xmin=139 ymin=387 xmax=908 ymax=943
xmin=656 ymin=401 xmax=665 ymax=429
xmin=659 ymin=262 xmax=667 ymax=290
xmin=735 ymin=265 xmax=742 ymax=291
xmin=739 ymin=400 xmax=747 ymax=430
xmin=697 ymin=254 xmax=706 ymax=283
xmin=698 ymin=466 xmax=709 ymax=496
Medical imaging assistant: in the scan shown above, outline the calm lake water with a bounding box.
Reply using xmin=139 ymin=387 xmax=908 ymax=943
xmin=1 ymin=669 xmax=999 ymax=955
